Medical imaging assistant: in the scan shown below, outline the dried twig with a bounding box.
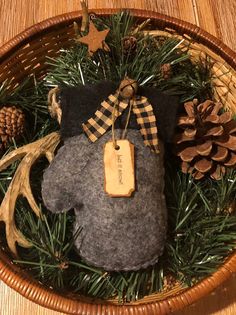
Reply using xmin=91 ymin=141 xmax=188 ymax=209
xmin=81 ymin=0 xmax=89 ymax=32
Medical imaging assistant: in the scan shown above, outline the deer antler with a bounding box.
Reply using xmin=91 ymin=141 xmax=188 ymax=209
xmin=0 ymin=132 xmax=61 ymax=255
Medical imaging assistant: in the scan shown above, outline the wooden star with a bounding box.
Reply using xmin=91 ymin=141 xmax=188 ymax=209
xmin=77 ymin=21 xmax=110 ymax=56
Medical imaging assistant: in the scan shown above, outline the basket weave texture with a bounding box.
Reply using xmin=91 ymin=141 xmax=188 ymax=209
xmin=0 ymin=8 xmax=236 ymax=315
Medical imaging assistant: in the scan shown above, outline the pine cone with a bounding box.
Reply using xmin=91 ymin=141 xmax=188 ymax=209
xmin=160 ymin=63 xmax=172 ymax=80
xmin=0 ymin=106 xmax=25 ymax=149
xmin=175 ymin=99 xmax=236 ymax=180
xmin=122 ymin=36 xmax=137 ymax=55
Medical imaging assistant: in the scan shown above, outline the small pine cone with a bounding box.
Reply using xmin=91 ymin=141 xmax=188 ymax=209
xmin=160 ymin=63 xmax=172 ymax=80
xmin=122 ymin=36 xmax=137 ymax=55
xmin=0 ymin=105 xmax=25 ymax=148
xmin=175 ymin=99 xmax=236 ymax=180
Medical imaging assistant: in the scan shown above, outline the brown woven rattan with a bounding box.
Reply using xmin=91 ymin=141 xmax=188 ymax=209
xmin=0 ymin=8 xmax=236 ymax=315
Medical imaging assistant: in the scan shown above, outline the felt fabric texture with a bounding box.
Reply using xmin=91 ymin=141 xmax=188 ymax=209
xmin=42 ymin=129 xmax=167 ymax=271
xmin=57 ymin=82 xmax=179 ymax=142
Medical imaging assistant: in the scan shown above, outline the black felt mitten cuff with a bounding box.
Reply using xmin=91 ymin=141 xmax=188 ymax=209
xmin=57 ymin=82 xmax=179 ymax=142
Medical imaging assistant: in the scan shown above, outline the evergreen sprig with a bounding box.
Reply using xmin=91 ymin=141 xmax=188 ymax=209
xmin=9 ymin=163 xmax=236 ymax=302
xmin=165 ymin=166 xmax=236 ymax=286
xmin=0 ymin=77 xmax=58 ymax=149
xmin=160 ymin=56 xmax=214 ymax=102
xmin=0 ymin=77 xmax=49 ymax=115
xmin=0 ymin=11 xmax=235 ymax=303
xmin=44 ymin=11 xmax=213 ymax=102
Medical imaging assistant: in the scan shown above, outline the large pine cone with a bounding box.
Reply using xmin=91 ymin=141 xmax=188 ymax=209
xmin=0 ymin=105 xmax=25 ymax=150
xmin=175 ymin=99 xmax=236 ymax=180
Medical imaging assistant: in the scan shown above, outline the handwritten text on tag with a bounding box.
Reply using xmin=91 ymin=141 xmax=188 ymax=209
xmin=104 ymin=139 xmax=135 ymax=197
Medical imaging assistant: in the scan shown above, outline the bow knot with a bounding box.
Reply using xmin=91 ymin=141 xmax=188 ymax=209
xmin=82 ymin=78 xmax=160 ymax=153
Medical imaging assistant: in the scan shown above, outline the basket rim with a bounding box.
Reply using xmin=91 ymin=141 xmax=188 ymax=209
xmin=1 ymin=8 xmax=236 ymax=67
xmin=0 ymin=8 xmax=236 ymax=315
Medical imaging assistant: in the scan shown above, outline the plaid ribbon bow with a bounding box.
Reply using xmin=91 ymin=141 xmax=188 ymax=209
xmin=82 ymin=89 xmax=159 ymax=154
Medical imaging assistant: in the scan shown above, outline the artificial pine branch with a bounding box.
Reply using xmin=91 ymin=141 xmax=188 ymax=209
xmin=0 ymin=77 xmax=49 ymax=115
xmin=0 ymin=78 xmax=58 ymax=150
xmin=45 ymin=12 xmax=190 ymax=89
xmin=165 ymin=165 xmax=236 ymax=285
xmin=45 ymin=12 xmax=214 ymax=103
xmin=0 ymin=10 xmax=235 ymax=303
xmin=9 ymin=162 xmax=236 ymax=301
xmin=45 ymin=34 xmax=190 ymax=87
xmin=160 ymin=56 xmax=213 ymax=102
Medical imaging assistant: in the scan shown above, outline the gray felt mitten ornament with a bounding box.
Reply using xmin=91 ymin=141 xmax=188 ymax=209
xmin=42 ymin=79 xmax=179 ymax=271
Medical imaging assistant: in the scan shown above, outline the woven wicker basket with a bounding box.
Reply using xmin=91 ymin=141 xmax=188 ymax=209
xmin=0 ymin=8 xmax=236 ymax=315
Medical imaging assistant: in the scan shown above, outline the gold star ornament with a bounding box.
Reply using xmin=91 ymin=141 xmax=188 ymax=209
xmin=77 ymin=21 xmax=110 ymax=56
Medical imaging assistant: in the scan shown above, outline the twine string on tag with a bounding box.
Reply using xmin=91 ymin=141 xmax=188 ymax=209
xmin=82 ymin=77 xmax=160 ymax=153
xmin=112 ymin=80 xmax=136 ymax=148
xmin=122 ymin=100 xmax=133 ymax=139
xmin=111 ymin=99 xmax=119 ymax=149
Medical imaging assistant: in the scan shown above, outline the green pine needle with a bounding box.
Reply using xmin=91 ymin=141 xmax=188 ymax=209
xmin=0 ymin=11 xmax=235 ymax=303
xmin=10 ymin=164 xmax=236 ymax=302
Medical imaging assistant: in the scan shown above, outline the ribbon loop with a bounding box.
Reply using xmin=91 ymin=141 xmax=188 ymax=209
xmin=82 ymin=79 xmax=159 ymax=153
xmin=82 ymin=93 xmax=128 ymax=142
